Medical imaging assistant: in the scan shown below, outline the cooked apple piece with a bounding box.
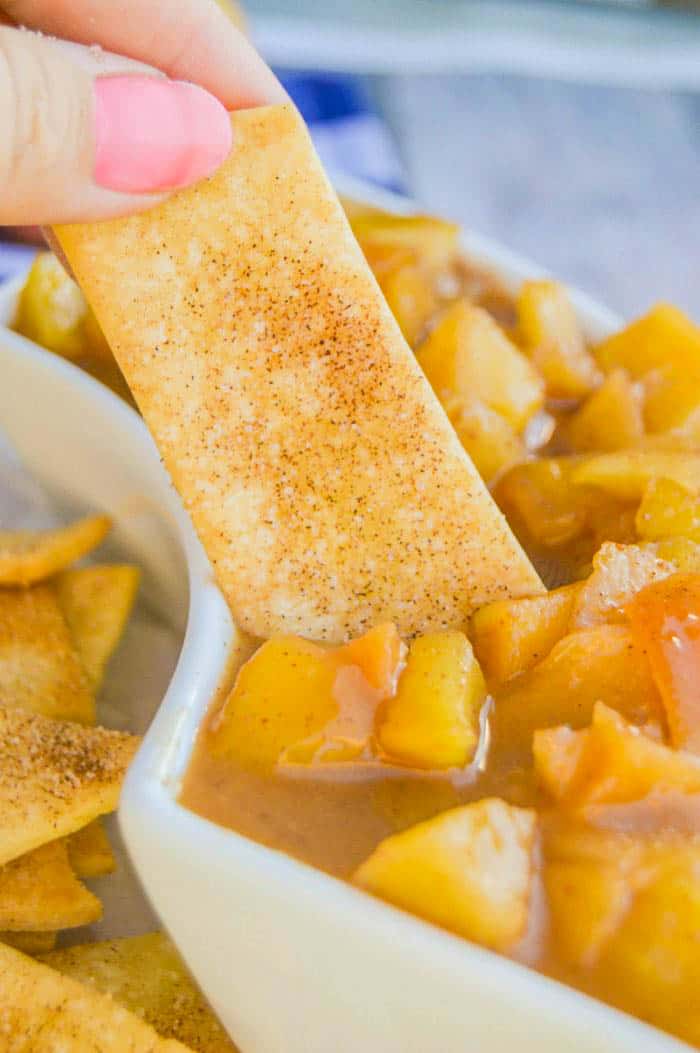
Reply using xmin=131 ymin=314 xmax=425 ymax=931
xmin=544 ymin=858 xmax=632 ymax=969
xmin=442 ymin=395 xmax=524 ymax=485
xmin=381 ymin=261 xmax=437 ymax=347
xmin=350 ymin=211 xmax=460 ymax=272
xmin=594 ymin=303 xmax=700 ymax=380
xmin=641 ymin=364 xmax=700 ymax=437
xmin=498 ymin=626 xmax=664 ymax=755
xmin=211 ymin=637 xmax=345 ymax=770
xmin=587 ymin=498 xmax=639 ymax=551
xmin=337 ymin=623 xmax=405 ymax=695
xmin=517 ymin=279 xmax=600 ymax=398
xmin=353 ymin=799 xmax=536 ymax=951
xmin=417 ymin=301 xmax=544 ymax=431
xmin=566 ymin=369 xmax=643 ymax=452
xmin=543 ymin=813 xmax=646 ymax=864
xmin=13 ymin=252 xmax=88 ymax=359
xmin=212 ymin=627 xmax=405 ymax=771
xmin=542 ymin=818 xmax=647 ymax=969
xmin=635 ymin=477 xmax=700 ymax=543
xmin=535 ymin=727 xmax=582 ymax=802
xmin=627 ymin=573 xmax=700 ymax=754
xmin=534 ymin=724 xmax=592 ymax=802
xmin=598 ymin=844 xmax=700 ymax=1047
xmin=571 ymin=450 xmax=700 ymax=501
xmin=534 ymin=702 xmax=700 ymax=807
xmin=495 ymin=458 xmax=589 ymax=547
xmin=376 ymin=632 xmax=485 ymax=770
xmin=655 ymin=536 xmax=700 ymax=573
xmin=470 ymin=584 xmax=579 ymax=684
xmin=571 ymin=542 xmax=675 ymax=628
xmin=361 ymin=242 xmax=415 ymax=285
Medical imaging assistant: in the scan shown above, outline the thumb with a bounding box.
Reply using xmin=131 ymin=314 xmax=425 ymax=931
xmin=0 ymin=26 xmax=232 ymax=225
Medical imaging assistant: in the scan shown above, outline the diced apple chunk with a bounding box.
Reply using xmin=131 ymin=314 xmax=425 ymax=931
xmin=598 ymin=844 xmax=700 ymax=1048
xmin=470 ymin=584 xmax=579 ymax=684
xmin=495 ymin=458 xmax=589 ymax=547
xmin=566 ymin=369 xmax=643 ymax=452
xmin=517 ymin=280 xmax=600 ymax=398
xmin=636 ymin=477 xmax=700 ymax=543
xmin=545 ymin=810 xmax=700 ymax=1044
xmin=350 ymin=212 xmax=460 ymax=273
xmin=627 ymin=573 xmax=700 ymax=754
xmin=571 ymin=451 xmax=700 ymax=501
xmin=381 ymin=261 xmax=437 ymax=347
xmin=337 ymin=622 xmax=405 ymax=696
xmin=534 ymin=702 xmax=700 ymax=807
xmin=497 ymin=625 xmax=664 ymax=750
xmin=655 ymin=537 xmax=700 ymax=573
xmin=376 ymin=632 xmax=485 ymax=770
xmin=349 ymin=211 xmax=460 ymax=348
xmin=210 ymin=636 xmax=338 ymax=770
xmin=594 ymin=303 xmax=700 ymax=379
xmin=570 ymin=542 xmax=675 ymax=628
xmin=443 ymin=395 xmax=524 ymax=485
xmin=534 ymin=726 xmax=591 ymax=799
xmin=417 ymin=301 xmax=544 ymax=431
xmin=13 ymin=252 xmax=88 ymax=359
xmin=211 ymin=626 xmax=405 ymax=771
xmin=587 ymin=498 xmax=639 ymax=551
xmin=545 ymin=859 xmax=632 ymax=969
xmin=542 ymin=819 xmax=645 ymax=969
xmin=353 ymin=799 xmax=536 ymax=951
xmin=642 ymin=364 xmax=700 ymax=436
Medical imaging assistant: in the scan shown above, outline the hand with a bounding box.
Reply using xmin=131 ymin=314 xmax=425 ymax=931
xmin=0 ymin=0 xmax=286 ymax=225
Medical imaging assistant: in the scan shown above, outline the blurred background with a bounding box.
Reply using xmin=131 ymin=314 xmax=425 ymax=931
xmin=254 ymin=0 xmax=700 ymax=321
xmin=3 ymin=0 xmax=700 ymax=320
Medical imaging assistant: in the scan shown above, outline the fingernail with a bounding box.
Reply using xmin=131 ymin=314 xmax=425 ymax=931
xmin=93 ymin=76 xmax=232 ymax=194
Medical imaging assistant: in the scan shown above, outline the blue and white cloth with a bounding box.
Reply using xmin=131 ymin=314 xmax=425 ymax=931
xmin=278 ymin=72 xmax=404 ymax=195
xmin=0 ymin=73 xmax=404 ymax=286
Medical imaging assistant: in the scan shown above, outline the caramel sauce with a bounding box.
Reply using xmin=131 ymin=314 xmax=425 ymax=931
xmin=180 ymin=684 xmax=543 ymax=878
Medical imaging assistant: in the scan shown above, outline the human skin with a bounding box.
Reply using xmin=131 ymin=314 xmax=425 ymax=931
xmin=0 ymin=0 xmax=286 ymax=224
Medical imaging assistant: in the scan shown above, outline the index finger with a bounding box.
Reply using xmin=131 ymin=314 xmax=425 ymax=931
xmin=0 ymin=0 xmax=286 ymax=108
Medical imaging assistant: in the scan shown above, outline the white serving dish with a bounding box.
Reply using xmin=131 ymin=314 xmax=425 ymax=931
xmin=0 ymin=186 xmax=687 ymax=1053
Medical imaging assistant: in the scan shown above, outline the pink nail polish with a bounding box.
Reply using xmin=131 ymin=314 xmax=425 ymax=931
xmin=93 ymin=76 xmax=232 ymax=194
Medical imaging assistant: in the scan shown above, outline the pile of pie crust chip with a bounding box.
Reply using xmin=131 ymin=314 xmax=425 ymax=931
xmin=0 ymin=516 xmax=236 ymax=1051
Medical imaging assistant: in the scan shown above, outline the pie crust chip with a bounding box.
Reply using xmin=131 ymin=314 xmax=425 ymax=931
xmin=56 ymin=104 xmax=542 ymax=642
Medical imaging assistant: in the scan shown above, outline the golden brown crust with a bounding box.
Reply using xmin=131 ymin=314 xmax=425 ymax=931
xmin=0 ymin=942 xmax=190 ymax=1051
xmin=57 ymin=104 xmax=542 ymax=641
xmin=0 ymin=929 xmax=57 ymax=954
xmin=0 ymin=516 xmax=112 ymax=587
xmin=42 ymin=932 xmax=236 ymax=1053
xmin=67 ymin=818 xmax=116 ymax=878
xmin=0 ymin=705 xmax=139 ymax=865
xmin=0 ymin=585 xmax=94 ymax=723
xmin=0 ymin=840 xmax=101 ymax=931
